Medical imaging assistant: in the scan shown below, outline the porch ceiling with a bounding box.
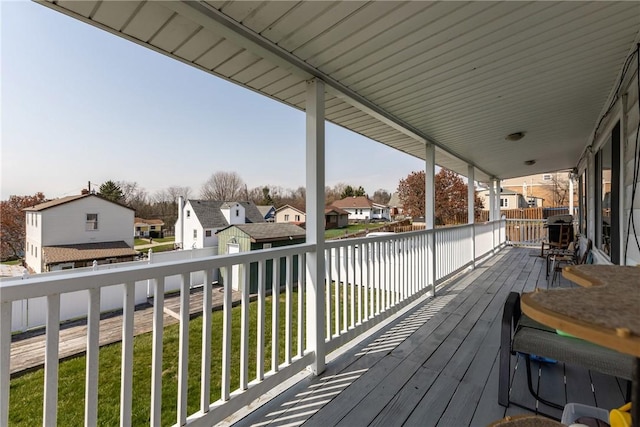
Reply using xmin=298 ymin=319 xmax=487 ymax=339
xmin=39 ymin=1 xmax=640 ymax=183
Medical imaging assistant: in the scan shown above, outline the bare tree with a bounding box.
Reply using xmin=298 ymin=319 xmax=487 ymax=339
xmin=200 ymin=171 xmax=245 ymax=201
xmin=372 ymin=188 xmax=391 ymax=205
xmin=550 ymin=174 xmax=570 ymax=207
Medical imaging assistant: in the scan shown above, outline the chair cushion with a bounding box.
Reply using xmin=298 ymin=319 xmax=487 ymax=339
xmin=512 ymin=324 xmax=634 ymax=380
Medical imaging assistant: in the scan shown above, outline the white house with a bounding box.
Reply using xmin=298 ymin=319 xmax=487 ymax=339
xmin=23 ymin=192 xmax=136 ymax=273
xmin=174 ymin=199 xmax=265 ymax=249
xmin=332 ymin=196 xmax=391 ymax=221
xmin=479 ymin=189 xmax=529 ymax=210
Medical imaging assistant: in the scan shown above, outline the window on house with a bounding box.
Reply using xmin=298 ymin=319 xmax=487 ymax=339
xmin=595 ymin=122 xmax=620 ymax=262
xmin=284 ymin=214 xmax=290 ymax=221
xmin=500 ymin=198 xmax=509 ymax=208
xmin=193 ymin=229 xmax=197 ymax=239
xmin=151 ymin=226 xmax=156 ymax=230
xmin=186 ymin=210 xmax=191 ymax=218
xmin=542 ymin=174 xmax=552 ymax=181
xmin=236 ymin=209 xmax=240 ymax=217
xmin=263 ymin=243 xmax=272 ymax=249
xmin=35 ymin=247 xmax=37 ymax=258
xmin=205 ymin=230 xmax=212 ymax=237
xmin=86 ymin=213 xmax=98 ymax=231
xmin=295 ymin=215 xmax=300 ymax=221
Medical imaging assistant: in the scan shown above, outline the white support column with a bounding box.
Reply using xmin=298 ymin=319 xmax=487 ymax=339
xmin=569 ymin=175 xmax=575 ymax=216
xmin=587 ymin=150 xmax=596 ymax=240
xmin=493 ymin=178 xmax=501 ymax=221
xmin=305 ymin=78 xmax=326 ymax=375
xmin=489 ymin=180 xmax=496 ymax=222
xmin=467 ymin=165 xmax=476 ymax=267
xmin=425 ymin=143 xmax=436 ymax=296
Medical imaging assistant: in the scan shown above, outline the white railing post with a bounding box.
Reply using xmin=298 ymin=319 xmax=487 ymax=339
xmin=468 ymin=165 xmax=476 ymax=267
xmin=425 ymin=143 xmax=436 ymax=296
xmin=0 ymin=301 xmax=11 ymax=427
xmin=151 ymin=277 xmax=165 ymax=425
xmin=44 ymin=294 xmax=60 ymax=427
xmin=177 ymin=273 xmax=190 ymax=424
xmin=85 ymin=287 xmax=100 ymax=427
xmin=305 ymin=78 xmax=326 ymax=375
xmin=120 ymin=282 xmax=134 ymax=427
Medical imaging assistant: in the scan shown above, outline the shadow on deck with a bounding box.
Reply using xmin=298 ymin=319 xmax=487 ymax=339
xmin=227 ymin=247 xmax=629 ymax=427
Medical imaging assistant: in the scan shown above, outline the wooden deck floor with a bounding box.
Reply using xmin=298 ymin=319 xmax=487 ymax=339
xmin=229 ymin=247 xmax=629 ymax=427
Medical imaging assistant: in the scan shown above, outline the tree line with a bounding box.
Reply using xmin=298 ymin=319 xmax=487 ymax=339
xmin=0 ymin=169 xmax=479 ymax=261
xmin=0 ymin=173 xmax=391 ymax=260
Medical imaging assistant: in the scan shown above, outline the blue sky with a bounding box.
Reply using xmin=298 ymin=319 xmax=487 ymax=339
xmin=1 ymin=1 xmax=425 ymax=201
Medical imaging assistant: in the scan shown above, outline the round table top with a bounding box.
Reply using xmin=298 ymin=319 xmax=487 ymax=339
xmin=521 ymin=265 xmax=640 ymax=357
xmin=487 ymin=415 xmax=564 ymax=427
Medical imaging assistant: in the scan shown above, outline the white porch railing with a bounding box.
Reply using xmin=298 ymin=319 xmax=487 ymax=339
xmin=0 ymin=220 xmax=505 ymax=427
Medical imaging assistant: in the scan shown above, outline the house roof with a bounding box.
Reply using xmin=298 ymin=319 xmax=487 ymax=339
xmin=188 ymin=200 xmax=266 ymax=229
xmin=275 ymin=204 xmax=306 ymax=215
xmin=134 ymin=218 xmax=164 ymax=226
xmin=332 ymin=196 xmax=375 ymax=209
xmin=217 ymin=223 xmax=306 ymax=243
xmin=38 ymin=2 xmax=640 ymax=184
xmin=325 ymin=206 xmax=349 ymax=215
xmin=42 ymin=241 xmax=138 ymax=264
xmin=388 ymin=193 xmax=402 ymax=208
xmin=256 ymin=205 xmax=275 ymax=217
xmin=24 ymin=193 xmax=134 ymax=212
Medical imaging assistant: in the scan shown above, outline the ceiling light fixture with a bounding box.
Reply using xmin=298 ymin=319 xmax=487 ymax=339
xmin=524 ymin=159 xmax=536 ymax=166
xmin=505 ymin=132 xmax=525 ymax=141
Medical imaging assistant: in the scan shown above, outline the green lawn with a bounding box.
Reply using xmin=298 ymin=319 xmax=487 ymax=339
xmin=9 ymin=292 xmax=298 ymax=426
xmin=324 ymin=223 xmax=386 ymax=240
xmin=0 ymin=259 xmax=21 ymax=266
xmin=8 ymin=284 xmax=386 ymax=426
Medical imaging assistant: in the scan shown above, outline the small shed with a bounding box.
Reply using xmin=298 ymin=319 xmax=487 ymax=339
xmin=216 ymin=223 xmax=306 ymax=293
xmin=325 ymin=205 xmax=349 ymax=229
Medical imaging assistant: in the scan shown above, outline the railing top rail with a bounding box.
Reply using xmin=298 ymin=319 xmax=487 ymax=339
xmin=0 ymin=243 xmax=316 ymax=303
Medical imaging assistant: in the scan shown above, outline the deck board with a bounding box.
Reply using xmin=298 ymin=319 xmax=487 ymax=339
xmin=232 ymin=247 xmax=628 ymax=426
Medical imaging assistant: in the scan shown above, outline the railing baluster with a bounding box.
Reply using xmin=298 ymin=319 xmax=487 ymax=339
xmin=85 ymin=287 xmax=100 ymax=427
xmin=363 ymin=241 xmax=369 ymax=320
xmin=44 ymin=294 xmax=60 ymax=427
xmin=297 ymin=255 xmax=304 ymax=357
xmin=222 ymin=266 xmax=232 ymax=401
xmin=272 ymin=257 xmax=280 ymax=372
xmin=334 ymin=247 xmax=339 ymax=335
xmin=240 ymin=263 xmax=250 ymax=390
xmin=200 ymin=271 xmax=211 ymax=412
xmin=353 ymin=245 xmax=363 ymax=324
xmin=285 ymin=255 xmax=292 ymax=364
xmin=120 ymin=282 xmax=134 ymax=427
xmin=151 ymin=277 xmax=165 ymax=425
xmin=257 ymin=260 xmax=265 ymax=381
xmin=325 ymin=248 xmax=331 ymax=340
xmin=375 ymin=241 xmax=381 ymax=315
xmin=0 ymin=301 xmax=11 ymax=427
xmin=343 ymin=245 xmax=349 ymax=330
xmin=344 ymin=245 xmax=356 ymax=329
xmin=177 ymin=273 xmax=190 ymax=424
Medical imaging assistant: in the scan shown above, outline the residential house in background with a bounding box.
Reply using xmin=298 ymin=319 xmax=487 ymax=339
xmin=23 ymin=192 xmax=137 ymax=273
xmin=216 ymin=222 xmax=306 ymax=291
xmin=174 ymin=199 xmax=265 ymax=249
xmin=275 ymin=204 xmax=306 ymax=224
xmin=479 ymin=189 xmax=529 ymax=211
xmin=134 ymin=217 xmax=165 ymax=238
xmin=387 ymin=192 xmax=404 ymax=218
xmin=501 ymin=172 xmax=578 ymax=208
xmin=332 ymin=195 xmax=391 ymax=222
xmin=324 ymin=205 xmax=349 ymax=229
xmin=256 ymin=205 xmax=276 ymax=222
